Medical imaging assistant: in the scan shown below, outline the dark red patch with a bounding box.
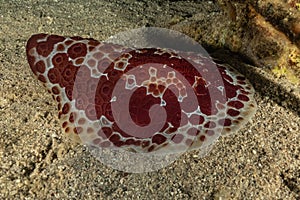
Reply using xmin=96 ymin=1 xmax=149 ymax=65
xmin=141 ymin=140 xmax=150 ymax=147
xmin=67 ymin=43 xmax=87 ymax=59
xmin=56 ymin=96 xmax=61 ymax=103
xmin=238 ymin=94 xmax=250 ymax=102
xmin=96 ymin=80 xmax=114 ymax=102
xmin=57 ymin=44 xmax=65 ymax=51
xmin=47 ymin=68 xmax=61 ymax=84
xmin=88 ymin=39 xmax=100 ymax=46
xmin=129 ymin=87 xmax=161 ymax=126
xmin=114 ymin=141 xmax=125 ymax=147
xmin=218 ymin=118 xmax=232 ymax=126
xmin=35 ymin=61 xmax=46 ymax=73
xmin=152 ymin=134 xmax=167 ymax=145
xmin=36 ymin=35 xmax=65 ymax=57
xmin=69 ymin=112 xmax=76 ymax=123
xmin=222 ymin=73 xmax=234 ymax=82
xmin=65 ymin=85 xmax=74 ymax=101
xmin=125 ymin=139 xmax=135 ymax=146
xmin=148 ymin=145 xmax=155 ymax=152
xmin=26 ymin=33 xmax=47 ymax=53
xmin=62 ymin=121 xmax=68 ymax=128
xmin=228 ymin=100 xmax=244 ymax=109
xmin=99 ymin=127 xmax=113 ymax=139
xmin=52 ymin=53 xmax=69 ymax=70
xmin=227 ymin=109 xmax=240 ymax=117
xmin=110 ymin=133 xmax=120 ymax=143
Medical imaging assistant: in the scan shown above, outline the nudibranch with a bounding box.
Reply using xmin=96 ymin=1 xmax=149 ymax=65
xmin=26 ymin=33 xmax=256 ymax=155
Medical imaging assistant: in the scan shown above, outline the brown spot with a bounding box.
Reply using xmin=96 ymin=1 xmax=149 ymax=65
xmin=233 ymin=120 xmax=240 ymax=124
xmin=57 ymin=44 xmax=65 ymax=51
xmin=56 ymin=96 xmax=61 ymax=103
xmin=75 ymin=58 xmax=84 ymax=65
xmin=148 ymin=145 xmax=155 ymax=152
xmin=38 ymin=75 xmax=47 ymax=83
xmin=62 ymin=103 xmax=70 ymax=114
xmin=57 ymin=103 xmax=61 ymax=110
xmin=62 ymin=121 xmax=68 ymax=128
xmin=48 ymin=68 xmax=61 ymax=84
xmin=225 ymin=127 xmax=231 ymax=132
xmin=65 ymin=85 xmax=74 ymax=101
xmin=199 ymin=135 xmax=206 ymax=141
xmin=65 ymin=40 xmax=73 ymax=45
xmin=52 ymin=86 xmax=60 ymax=95
xmin=35 ymin=61 xmax=46 ymax=73
xmin=69 ymin=112 xmax=76 ymax=123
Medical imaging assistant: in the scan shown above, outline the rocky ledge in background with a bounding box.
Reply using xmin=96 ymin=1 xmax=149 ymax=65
xmin=172 ymin=0 xmax=300 ymax=85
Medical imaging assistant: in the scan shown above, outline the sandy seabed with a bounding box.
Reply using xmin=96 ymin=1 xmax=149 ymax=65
xmin=0 ymin=1 xmax=299 ymax=199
